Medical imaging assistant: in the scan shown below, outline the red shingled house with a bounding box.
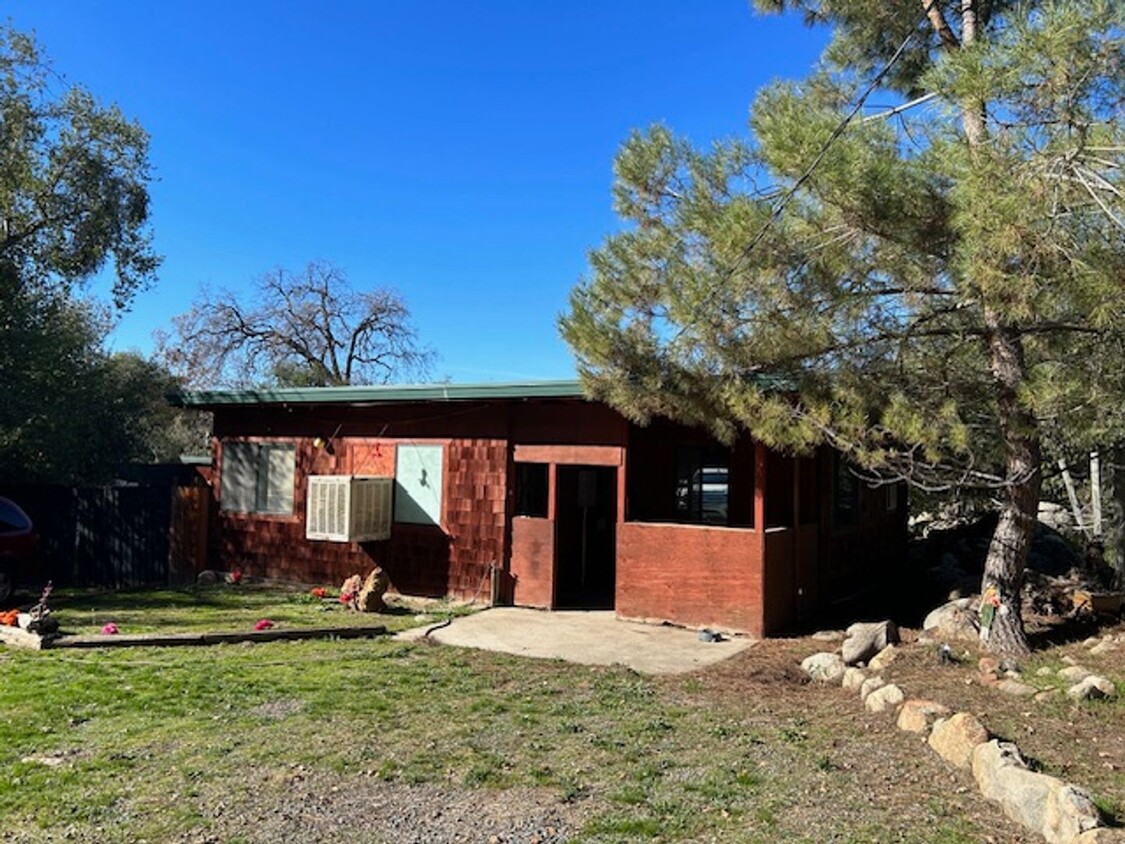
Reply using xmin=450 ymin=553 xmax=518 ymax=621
xmin=177 ymin=381 xmax=906 ymax=636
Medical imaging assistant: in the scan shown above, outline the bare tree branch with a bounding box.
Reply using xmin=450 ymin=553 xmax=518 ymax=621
xmin=156 ymin=261 xmax=435 ymax=388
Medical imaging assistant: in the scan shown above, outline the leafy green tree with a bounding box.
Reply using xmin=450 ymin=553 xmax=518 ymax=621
xmin=158 ymin=260 xmax=434 ymax=388
xmin=0 ymin=26 xmax=159 ymax=308
xmin=0 ymin=25 xmax=173 ymax=484
xmin=562 ymin=1 xmax=1124 ymax=656
xmin=0 ymin=276 xmax=200 ymax=483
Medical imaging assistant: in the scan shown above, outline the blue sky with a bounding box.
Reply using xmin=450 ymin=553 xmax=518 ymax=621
xmin=6 ymin=2 xmax=828 ymax=383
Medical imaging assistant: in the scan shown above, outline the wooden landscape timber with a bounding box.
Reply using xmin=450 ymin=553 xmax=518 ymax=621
xmin=0 ymin=624 xmax=387 ymax=650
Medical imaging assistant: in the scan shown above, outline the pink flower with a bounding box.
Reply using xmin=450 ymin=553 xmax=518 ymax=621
xmin=101 ymin=622 xmax=119 ymax=635
xmin=254 ymin=619 xmax=274 ymax=631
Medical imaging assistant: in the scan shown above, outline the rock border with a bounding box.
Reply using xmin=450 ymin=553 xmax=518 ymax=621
xmin=800 ymin=643 xmax=1122 ymax=844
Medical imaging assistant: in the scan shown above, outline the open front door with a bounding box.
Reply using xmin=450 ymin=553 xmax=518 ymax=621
xmin=555 ymin=465 xmax=616 ymax=609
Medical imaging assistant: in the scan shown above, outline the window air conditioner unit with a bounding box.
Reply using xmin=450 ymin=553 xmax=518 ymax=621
xmin=306 ymin=475 xmax=393 ymax=542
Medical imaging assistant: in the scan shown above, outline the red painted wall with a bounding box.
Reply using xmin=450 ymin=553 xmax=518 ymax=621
xmin=616 ymin=522 xmax=765 ymax=635
xmin=206 ymin=396 xmax=906 ymax=633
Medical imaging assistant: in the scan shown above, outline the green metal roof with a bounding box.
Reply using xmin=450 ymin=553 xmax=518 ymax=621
xmin=172 ymin=379 xmax=586 ymax=408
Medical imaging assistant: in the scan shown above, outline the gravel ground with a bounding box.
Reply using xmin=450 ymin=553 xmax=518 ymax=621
xmin=181 ymin=774 xmax=594 ymax=844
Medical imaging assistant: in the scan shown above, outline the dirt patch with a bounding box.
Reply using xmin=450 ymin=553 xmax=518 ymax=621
xmin=699 ymin=619 xmax=1124 ymax=828
xmin=249 ymin=698 xmax=305 ymax=720
xmin=184 ymin=776 xmax=592 ymax=844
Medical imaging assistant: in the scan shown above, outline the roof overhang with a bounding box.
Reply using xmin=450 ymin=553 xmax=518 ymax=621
xmin=170 ymin=380 xmax=587 ymax=409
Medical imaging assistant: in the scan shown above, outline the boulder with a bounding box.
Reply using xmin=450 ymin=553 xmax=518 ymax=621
xmin=897 ymin=699 xmax=952 ymax=734
xmin=196 ymin=570 xmax=218 ymax=586
xmin=864 ymin=683 xmax=905 ymax=713
xmin=841 ymin=667 xmax=867 ymax=692
xmin=841 ymin=620 xmax=899 ymax=666
xmin=355 ymin=567 xmax=390 ymax=613
xmin=1090 ymin=640 xmax=1119 ymax=657
xmin=859 ymin=676 xmax=886 ymax=700
xmin=1067 ymin=676 xmax=1118 ymax=701
xmin=928 ymin=712 xmax=989 ymax=769
xmin=972 ymin=740 xmax=1100 ymax=844
xmin=801 ymin=652 xmax=846 ymax=683
xmin=923 ymin=598 xmax=979 ymax=642
xmin=1037 ymin=501 xmax=1073 ymax=532
xmin=810 ymin=629 xmax=844 ymax=642
xmin=997 ymin=679 xmax=1037 ymax=698
xmin=868 ymin=645 xmax=898 ymax=671
xmin=1073 ymin=830 xmax=1125 ymax=843
xmin=1059 ymin=665 xmax=1093 ymax=684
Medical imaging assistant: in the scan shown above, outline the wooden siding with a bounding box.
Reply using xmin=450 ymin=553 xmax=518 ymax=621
xmin=206 ymin=395 xmax=907 ymax=633
xmin=616 ymin=522 xmax=764 ymax=635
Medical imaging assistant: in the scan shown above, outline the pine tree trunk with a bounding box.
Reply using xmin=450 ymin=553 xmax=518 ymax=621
xmin=979 ymin=315 xmax=1040 ymax=658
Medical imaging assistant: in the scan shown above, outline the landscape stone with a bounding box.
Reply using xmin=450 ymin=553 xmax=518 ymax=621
xmin=801 ymin=652 xmax=846 ymax=683
xmin=196 ymin=570 xmax=218 ymax=586
xmin=841 ymin=620 xmax=899 ymax=666
xmin=859 ymin=676 xmax=886 ymax=700
xmin=1036 ymin=666 xmax=1055 ymax=677
xmin=1059 ymin=665 xmax=1093 ymax=683
xmin=864 ymin=683 xmax=905 ymax=713
xmin=1034 ymin=689 xmax=1060 ymax=703
xmin=928 ymin=712 xmax=989 ymax=769
xmin=1082 ymin=637 xmax=1101 ymax=648
xmin=923 ymin=598 xmax=980 ymax=642
xmin=355 ymin=567 xmax=390 ymax=613
xmin=997 ymin=679 xmax=1037 ymax=697
xmin=897 ymin=699 xmax=952 ymax=734
xmin=972 ymin=740 xmax=1101 ymax=844
xmin=1037 ymin=501 xmax=1072 ymax=531
xmin=1090 ymin=640 xmax=1118 ymax=657
xmin=811 ymin=630 xmax=844 ymax=642
xmin=979 ymin=656 xmax=1001 ymax=676
xmin=1067 ymin=675 xmax=1118 ymax=701
xmin=841 ymin=667 xmax=867 ymax=692
xmin=868 ymin=645 xmax=898 ymax=671
xmin=1073 ymin=830 xmax=1125 ymax=843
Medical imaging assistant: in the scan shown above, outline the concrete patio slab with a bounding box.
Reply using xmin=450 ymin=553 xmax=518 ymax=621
xmin=395 ymin=607 xmax=754 ymax=674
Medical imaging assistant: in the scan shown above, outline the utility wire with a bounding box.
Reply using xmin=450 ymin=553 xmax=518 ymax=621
xmin=669 ymin=9 xmax=938 ymax=345
xmin=729 ymin=7 xmax=937 ymax=273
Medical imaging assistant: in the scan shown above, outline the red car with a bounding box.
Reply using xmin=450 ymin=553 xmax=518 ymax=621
xmin=0 ymin=497 xmax=37 ymax=602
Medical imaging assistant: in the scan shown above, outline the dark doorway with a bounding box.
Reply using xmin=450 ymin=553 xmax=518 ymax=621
xmin=555 ymin=466 xmax=616 ymax=609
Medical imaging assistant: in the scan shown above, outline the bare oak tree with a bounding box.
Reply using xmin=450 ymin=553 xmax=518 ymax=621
xmin=158 ymin=261 xmax=434 ymax=388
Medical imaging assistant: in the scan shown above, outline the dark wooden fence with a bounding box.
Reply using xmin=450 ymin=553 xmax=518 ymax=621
xmin=1 ymin=482 xmax=210 ymax=592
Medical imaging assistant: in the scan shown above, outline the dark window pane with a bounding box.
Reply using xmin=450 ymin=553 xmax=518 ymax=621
xmin=515 ymin=463 xmax=549 ymax=518
xmin=675 ymin=446 xmax=729 ymax=525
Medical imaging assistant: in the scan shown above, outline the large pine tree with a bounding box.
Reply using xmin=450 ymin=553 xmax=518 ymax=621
xmin=561 ymin=0 xmax=1125 ymax=656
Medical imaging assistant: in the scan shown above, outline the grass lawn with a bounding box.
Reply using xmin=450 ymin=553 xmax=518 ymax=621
xmin=0 ymin=588 xmax=1120 ymax=843
xmin=40 ymin=584 xmax=469 ymax=637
